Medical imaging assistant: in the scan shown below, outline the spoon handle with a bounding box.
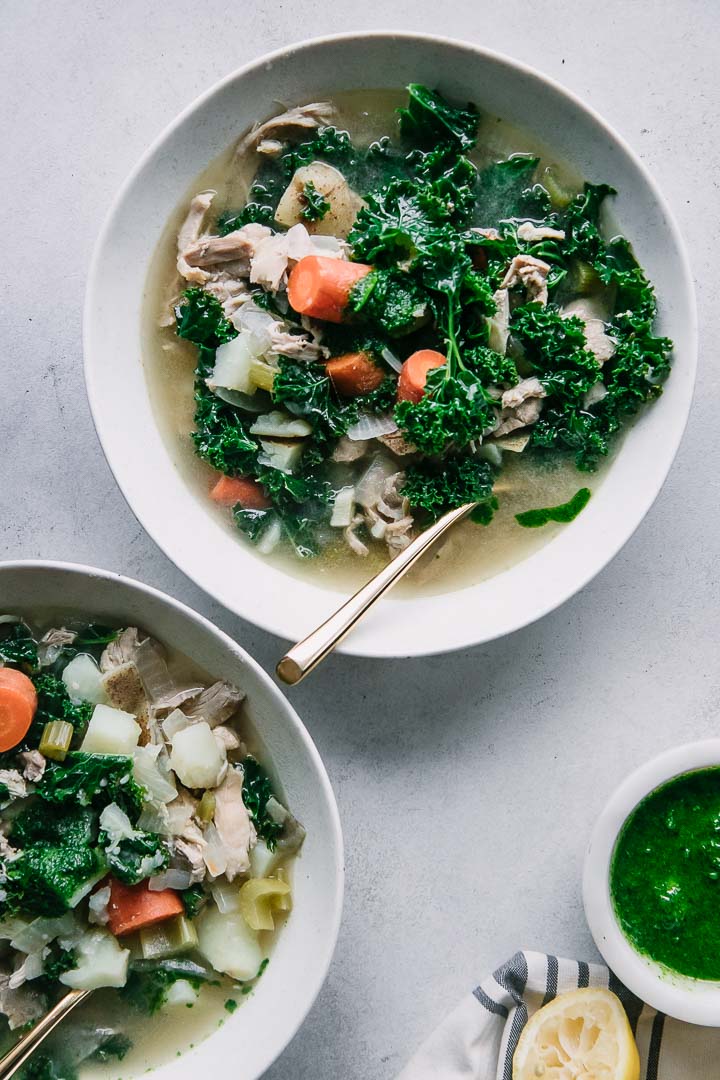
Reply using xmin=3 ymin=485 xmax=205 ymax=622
xmin=0 ymin=990 xmax=90 ymax=1080
xmin=276 ymin=502 xmax=475 ymax=684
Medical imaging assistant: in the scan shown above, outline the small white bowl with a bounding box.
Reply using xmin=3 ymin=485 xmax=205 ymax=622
xmin=0 ymin=560 xmax=344 ymax=1078
xmin=583 ymin=739 xmax=720 ymax=1025
xmin=84 ymin=32 xmax=697 ymax=656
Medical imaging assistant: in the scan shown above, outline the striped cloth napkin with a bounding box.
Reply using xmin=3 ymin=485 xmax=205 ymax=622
xmin=397 ymin=950 xmax=720 ymax=1079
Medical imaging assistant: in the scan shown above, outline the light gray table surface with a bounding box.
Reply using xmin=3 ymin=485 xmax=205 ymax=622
xmin=1 ymin=2 xmax=717 ymax=1076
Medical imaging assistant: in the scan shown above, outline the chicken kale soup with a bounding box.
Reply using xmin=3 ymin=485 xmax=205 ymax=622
xmin=150 ymin=84 xmax=672 ymax=576
xmin=0 ymin=617 xmax=302 ymax=1078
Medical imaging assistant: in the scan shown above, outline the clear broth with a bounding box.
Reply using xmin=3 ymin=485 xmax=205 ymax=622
xmin=142 ymin=88 xmax=611 ymax=597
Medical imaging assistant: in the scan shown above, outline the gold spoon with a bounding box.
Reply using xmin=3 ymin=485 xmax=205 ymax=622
xmin=276 ymin=501 xmax=475 ymax=684
xmin=0 ymin=990 xmax=90 ymax=1080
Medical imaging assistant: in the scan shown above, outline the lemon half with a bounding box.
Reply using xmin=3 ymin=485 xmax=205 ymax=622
xmin=512 ymin=987 xmax=640 ymax=1080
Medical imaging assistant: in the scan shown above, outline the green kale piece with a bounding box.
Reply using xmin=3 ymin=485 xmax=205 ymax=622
xmin=395 ymin=367 xmax=496 ymax=454
xmin=348 ymin=268 xmax=429 ymax=337
xmin=175 ymin=288 xmax=237 ymax=351
xmin=217 ymin=202 xmax=275 ymax=234
xmin=398 ymin=84 xmax=479 ymax=152
xmin=272 ymin=358 xmax=353 ymax=442
xmin=0 ymin=622 xmax=38 ymax=673
xmin=121 ymin=960 xmax=211 ymax=1015
xmin=224 ymin=998 xmax=239 ymax=1013
xmin=38 ymin=753 xmax=144 ymax=817
xmin=515 ymin=487 xmax=591 ymax=528
xmin=12 ymin=804 xmax=95 ymax=848
xmin=402 ymin=457 xmax=498 ymax=520
xmin=474 ymin=155 xmax=542 ymax=223
xmin=563 ymin=182 xmax=616 ymax=264
xmin=27 ymin=675 xmax=94 ymax=750
xmin=241 ymin=758 xmax=283 ymax=850
xmin=101 ymin=830 xmax=169 ymax=886
xmin=91 ymin=1034 xmax=133 ymax=1063
xmin=20 ymin=1054 xmax=76 ymax=1080
xmin=465 ymin=345 xmax=519 ymax=387
xmin=41 ymin=944 xmax=78 ymax=982
xmin=348 ymin=176 xmax=459 ymax=265
xmin=4 ymin=839 xmax=104 ymax=917
xmin=300 ymin=180 xmax=330 ymax=222
xmin=180 ymin=884 xmax=207 ymax=919
xmin=283 ymin=126 xmax=356 ymax=175
xmin=511 ymin=307 xmax=599 ymax=402
xmin=193 ymin=385 xmax=259 ymax=477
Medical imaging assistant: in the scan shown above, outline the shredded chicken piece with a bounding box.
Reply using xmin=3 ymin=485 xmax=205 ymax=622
xmin=182 ymin=681 xmax=244 ymax=728
xmin=100 ymin=627 xmax=142 ymax=672
xmin=361 ymin=472 xmax=414 ymax=558
xmin=17 ymin=751 xmax=45 ymax=783
xmin=501 ymin=376 xmax=546 ymax=410
xmin=0 ymin=771 xmax=26 ymax=799
xmin=152 ymin=686 xmax=204 ymax=716
xmin=493 ymin=396 xmax=544 ymax=438
xmin=377 ymin=431 xmax=418 ymax=457
xmin=487 ymin=288 xmax=510 ymax=354
xmin=500 ymin=253 xmax=552 ymax=306
xmin=173 ymin=828 xmax=207 ymax=884
xmin=267 ymin=324 xmax=329 ymax=361
xmin=0 ymin=834 xmax=18 ymax=862
xmin=177 ymin=190 xmax=216 ymax=284
xmin=517 ymin=221 xmax=566 ymax=243
xmin=213 ymin=768 xmax=256 ymax=880
xmin=38 ymin=628 xmax=76 ymax=668
xmin=584 ymin=381 xmax=608 ymax=408
xmin=182 ymin=222 xmax=271 ymax=271
xmin=471 ymin=227 xmax=501 ymax=240
xmin=235 ymin=102 xmax=334 ymax=159
xmin=562 ymin=297 xmax=616 ymax=365
xmin=203 ymin=273 xmax=251 ymax=318
xmin=213 ymin=725 xmax=241 ymax=753
xmin=344 ymin=514 xmax=369 ymax=556
xmin=256 ymin=138 xmax=283 ymax=156
xmin=332 ymin=436 xmax=368 ymax=463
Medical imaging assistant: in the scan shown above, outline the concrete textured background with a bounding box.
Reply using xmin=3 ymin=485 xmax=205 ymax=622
xmin=1 ymin=2 xmax=717 ymax=1076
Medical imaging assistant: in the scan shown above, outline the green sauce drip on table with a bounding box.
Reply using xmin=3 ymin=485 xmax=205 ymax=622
xmin=610 ymin=767 xmax=720 ymax=981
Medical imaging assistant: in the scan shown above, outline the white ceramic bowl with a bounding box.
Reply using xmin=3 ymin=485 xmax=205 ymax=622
xmin=84 ymin=32 xmax=697 ymax=657
xmin=0 ymin=561 xmax=344 ymax=1077
xmin=584 ymin=740 xmax=720 ymax=1025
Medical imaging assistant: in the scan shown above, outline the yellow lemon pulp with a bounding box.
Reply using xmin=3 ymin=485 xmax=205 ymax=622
xmin=512 ymin=987 xmax=640 ymax=1080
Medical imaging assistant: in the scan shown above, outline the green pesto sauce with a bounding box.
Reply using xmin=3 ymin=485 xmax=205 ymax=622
xmin=514 ymin=487 xmax=591 ymax=528
xmin=610 ymin=767 xmax=720 ymax=981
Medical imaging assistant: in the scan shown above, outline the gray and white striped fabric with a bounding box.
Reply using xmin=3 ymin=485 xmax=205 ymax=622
xmin=398 ymin=951 xmax=720 ymax=1079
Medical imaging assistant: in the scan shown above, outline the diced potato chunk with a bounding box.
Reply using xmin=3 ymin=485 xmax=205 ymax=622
xmin=248 ymin=839 xmax=281 ymax=879
xmin=258 ymin=438 xmax=304 ymax=474
xmin=249 ymin=411 xmax=312 ymax=438
xmin=209 ymin=331 xmax=258 ymax=394
xmin=60 ymin=929 xmax=129 ymax=990
xmin=196 ymin=904 xmax=263 ymax=981
xmin=170 ymin=722 xmax=226 ymax=789
xmin=275 ymin=162 xmax=365 ymax=238
xmin=62 ymin=654 xmax=108 ymax=706
xmin=81 ymin=704 xmax=141 ymax=755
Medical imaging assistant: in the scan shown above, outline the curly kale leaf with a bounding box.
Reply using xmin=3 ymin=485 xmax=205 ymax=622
xmin=101 ymin=829 xmax=169 ymax=886
xmin=272 ymin=358 xmax=353 ymax=442
xmin=474 ymin=155 xmax=546 ymax=223
xmin=398 ymin=84 xmax=479 ymax=152
xmin=241 ymin=758 xmax=283 ymax=850
xmin=121 ymin=959 xmax=212 ymax=1015
xmin=175 ymin=288 xmax=237 ymax=351
xmin=38 ymin=753 xmax=144 ymax=817
xmin=300 ymin=180 xmax=330 ymax=222
xmin=12 ymin=804 xmax=95 ymax=849
xmin=395 ymin=368 xmax=496 ymax=454
xmin=192 ymin=384 xmax=259 ymax=476
xmin=217 ymin=201 xmax=275 ymax=233
xmin=181 ymin=884 xmax=207 ymax=919
xmin=511 ymin=307 xmax=600 ymax=401
xmin=27 ymin=675 xmax=94 ymax=749
xmin=402 ymin=457 xmax=498 ymax=520
xmin=41 ymin=944 xmax=78 ymax=982
xmin=348 ymin=268 xmax=430 ymax=337
xmin=465 ymin=345 xmax=519 ymax=386
xmin=4 ymin=840 xmax=105 ymax=918
xmin=0 ymin=622 xmax=38 ymax=673
xmin=563 ymin=182 xmax=616 ymax=263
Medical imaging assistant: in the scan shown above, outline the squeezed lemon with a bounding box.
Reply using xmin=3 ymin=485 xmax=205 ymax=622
xmin=512 ymin=987 xmax=640 ymax=1080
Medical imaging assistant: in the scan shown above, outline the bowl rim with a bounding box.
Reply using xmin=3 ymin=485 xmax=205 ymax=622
xmin=83 ymin=30 xmax=698 ymax=658
xmin=583 ymin=739 xmax=720 ymax=1025
xmin=0 ymin=558 xmax=345 ymax=1073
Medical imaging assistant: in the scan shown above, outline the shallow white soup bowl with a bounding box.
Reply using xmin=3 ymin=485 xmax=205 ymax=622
xmin=584 ymin=740 xmax=720 ymax=1025
xmin=84 ymin=32 xmax=697 ymax=657
xmin=0 ymin=561 xmax=344 ymax=1078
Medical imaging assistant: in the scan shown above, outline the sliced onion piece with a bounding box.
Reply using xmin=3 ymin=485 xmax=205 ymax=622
xmin=257 ymin=518 xmax=282 ymax=556
xmin=346 ymin=412 xmax=398 ymax=442
xmin=134 ymin=638 xmax=176 ymax=703
xmin=212 ymin=387 xmax=271 ymax=413
xmin=148 ymin=868 xmax=193 ymax=892
xmin=380 ymin=346 xmax=403 ymax=373
xmin=355 ymin=454 xmax=399 ymax=509
xmin=210 ymin=879 xmax=241 ymax=914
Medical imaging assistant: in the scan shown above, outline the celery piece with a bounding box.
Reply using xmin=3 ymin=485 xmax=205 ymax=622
xmin=273 ymin=867 xmax=292 ymax=914
xmin=542 ymin=166 xmax=575 ymax=210
xmin=571 ymin=260 xmax=601 ymax=295
xmin=197 ymin=791 xmax=216 ymax=823
xmin=39 ymin=720 xmax=74 ymax=761
xmin=139 ymin=915 xmax=198 ymax=959
xmin=249 ymin=358 xmax=276 ymax=393
xmin=238 ymin=877 xmax=291 ymax=932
